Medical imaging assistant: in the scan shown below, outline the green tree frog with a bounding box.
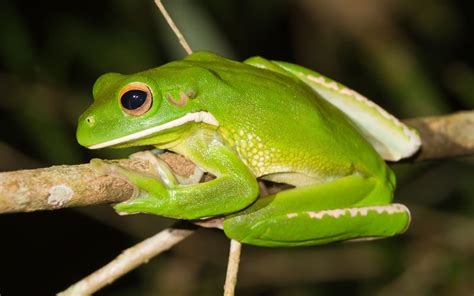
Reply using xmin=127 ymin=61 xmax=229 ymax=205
xmin=76 ymin=51 xmax=420 ymax=247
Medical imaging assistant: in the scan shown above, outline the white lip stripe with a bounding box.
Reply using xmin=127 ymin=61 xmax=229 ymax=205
xmin=87 ymin=111 xmax=219 ymax=149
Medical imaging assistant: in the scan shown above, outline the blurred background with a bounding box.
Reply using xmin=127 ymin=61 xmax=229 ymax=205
xmin=0 ymin=0 xmax=473 ymax=295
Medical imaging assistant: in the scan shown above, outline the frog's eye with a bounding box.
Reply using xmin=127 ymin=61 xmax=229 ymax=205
xmin=119 ymin=82 xmax=153 ymax=116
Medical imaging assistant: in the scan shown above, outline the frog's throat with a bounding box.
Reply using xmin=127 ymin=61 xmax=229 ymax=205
xmin=87 ymin=111 xmax=219 ymax=149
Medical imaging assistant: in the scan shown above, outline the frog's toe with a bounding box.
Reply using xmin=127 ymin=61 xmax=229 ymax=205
xmin=129 ymin=150 xmax=156 ymax=162
xmin=130 ymin=151 xmax=180 ymax=187
xmin=114 ymin=196 xmax=164 ymax=215
xmin=90 ymin=158 xmax=135 ymax=180
xmin=90 ymin=158 xmax=115 ymax=174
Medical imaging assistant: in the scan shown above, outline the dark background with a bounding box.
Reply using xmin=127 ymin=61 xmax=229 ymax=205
xmin=0 ymin=0 xmax=473 ymax=295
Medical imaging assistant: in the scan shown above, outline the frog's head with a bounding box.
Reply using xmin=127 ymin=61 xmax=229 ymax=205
xmin=76 ymin=61 xmax=221 ymax=150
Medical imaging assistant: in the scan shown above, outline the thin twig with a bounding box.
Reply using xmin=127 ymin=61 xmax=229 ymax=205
xmin=58 ymin=221 xmax=197 ymax=296
xmin=154 ymin=0 xmax=193 ymax=55
xmin=224 ymin=239 xmax=242 ymax=296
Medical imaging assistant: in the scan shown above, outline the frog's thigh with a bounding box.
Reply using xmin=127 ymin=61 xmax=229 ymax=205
xmin=223 ymin=175 xmax=410 ymax=247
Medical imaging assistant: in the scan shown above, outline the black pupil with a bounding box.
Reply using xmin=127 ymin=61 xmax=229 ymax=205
xmin=121 ymin=90 xmax=147 ymax=110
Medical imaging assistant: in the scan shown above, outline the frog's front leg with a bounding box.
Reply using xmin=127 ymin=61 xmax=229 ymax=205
xmin=99 ymin=130 xmax=259 ymax=220
xmin=223 ymin=175 xmax=411 ymax=247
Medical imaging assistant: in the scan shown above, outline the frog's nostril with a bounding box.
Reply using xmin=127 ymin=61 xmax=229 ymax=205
xmin=85 ymin=116 xmax=95 ymax=126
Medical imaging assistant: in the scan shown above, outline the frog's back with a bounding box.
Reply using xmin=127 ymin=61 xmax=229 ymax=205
xmin=168 ymin=52 xmax=390 ymax=184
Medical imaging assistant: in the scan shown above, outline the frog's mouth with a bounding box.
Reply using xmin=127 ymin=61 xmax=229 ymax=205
xmin=87 ymin=111 xmax=219 ymax=149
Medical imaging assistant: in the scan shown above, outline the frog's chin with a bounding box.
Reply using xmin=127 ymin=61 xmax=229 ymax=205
xmin=87 ymin=111 xmax=219 ymax=150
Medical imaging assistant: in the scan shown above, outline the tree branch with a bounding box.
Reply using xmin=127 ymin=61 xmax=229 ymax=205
xmin=0 ymin=111 xmax=473 ymax=215
xmin=405 ymin=111 xmax=474 ymax=161
xmin=0 ymin=153 xmax=196 ymax=214
xmin=58 ymin=221 xmax=197 ymax=296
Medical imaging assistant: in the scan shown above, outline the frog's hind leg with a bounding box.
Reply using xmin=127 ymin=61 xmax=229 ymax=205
xmin=223 ymin=175 xmax=410 ymax=247
xmin=226 ymin=203 xmax=410 ymax=247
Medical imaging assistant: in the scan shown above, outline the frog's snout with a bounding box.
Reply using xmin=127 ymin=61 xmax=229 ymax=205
xmin=85 ymin=115 xmax=96 ymax=126
xmin=76 ymin=113 xmax=97 ymax=148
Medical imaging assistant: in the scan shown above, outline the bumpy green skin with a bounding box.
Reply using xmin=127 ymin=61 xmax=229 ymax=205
xmin=77 ymin=51 xmax=411 ymax=247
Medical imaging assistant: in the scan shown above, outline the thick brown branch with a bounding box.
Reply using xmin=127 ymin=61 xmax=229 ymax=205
xmin=404 ymin=111 xmax=474 ymax=161
xmin=0 ymin=154 xmax=196 ymax=214
xmin=0 ymin=111 xmax=473 ymax=214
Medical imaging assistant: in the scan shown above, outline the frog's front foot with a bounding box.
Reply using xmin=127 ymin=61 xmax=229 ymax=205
xmin=90 ymin=157 xmax=171 ymax=215
xmin=129 ymin=151 xmax=180 ymax=187
xmin=131 ymin=150 xmax=205 ymax=185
